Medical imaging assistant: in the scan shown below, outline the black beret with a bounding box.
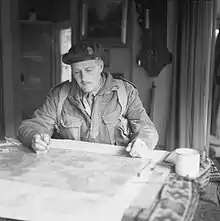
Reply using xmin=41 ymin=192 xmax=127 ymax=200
xmin=62 ymin=41 xmax=104 ymax=65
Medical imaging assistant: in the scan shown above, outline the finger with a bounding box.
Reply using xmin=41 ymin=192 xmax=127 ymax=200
xmin=129 ymin=139 xmax=147 ymax=158
xmin=41 ymin=133 xmax=50 ymax=145
xmin=33 ymin=134 xmax=41 ymax=141
xmin=129 ymin=148 xmax=141 ymax=158
xmin=129 ymin=152 xmax=139 ymax=158
xmin=126 ymin=142 xmax=132 ymax=152
xmin=127 ymin=142 xmax=139 ymax=158
xmin=34 ymin=148 xmax=48 ymax=154
xmin=32 ymin=134 xmax=48 ymax=154
xmin=32 ymin=142 xmax=47 ymax=152
xmin=34 ymin=135 xmax=48 ymax=147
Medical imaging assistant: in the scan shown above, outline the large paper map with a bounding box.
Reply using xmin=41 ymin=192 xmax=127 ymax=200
xmin=0 ymin=140 xmax=168 ymax=221
xmin=0 ymin=148 xmax=146 ymax=196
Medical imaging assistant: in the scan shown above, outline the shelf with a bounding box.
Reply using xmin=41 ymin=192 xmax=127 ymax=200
xmin=22 ymin=87 xmax=43 ymax=92
xmin=20 ymin=20 xmax=54 ymax=25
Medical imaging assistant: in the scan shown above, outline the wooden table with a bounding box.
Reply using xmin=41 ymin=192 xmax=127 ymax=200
xmin=0 ymin=139 xmax=171 ymax=221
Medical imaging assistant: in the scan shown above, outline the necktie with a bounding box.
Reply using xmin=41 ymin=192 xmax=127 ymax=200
xmin=84 ymin=93 xmax=99 ymax=139
xmin=87 ymin=93 xmax=94 ymax=107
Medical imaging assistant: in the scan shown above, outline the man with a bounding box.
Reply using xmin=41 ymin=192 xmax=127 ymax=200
xmin=18 ymin=41 xmax=159 ymax=157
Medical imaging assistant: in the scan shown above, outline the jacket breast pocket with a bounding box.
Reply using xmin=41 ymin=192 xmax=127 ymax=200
xmin=102 ymin=111 xmax=120 ymax=144
xmin=60 ymin=115 xmax=82 ymax=140
xmin=116 ymin=117 xmax=131 ymax=146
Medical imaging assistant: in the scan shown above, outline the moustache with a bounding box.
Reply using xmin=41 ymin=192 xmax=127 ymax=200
xmin=81 ymin=81 xmax=91 ymax=85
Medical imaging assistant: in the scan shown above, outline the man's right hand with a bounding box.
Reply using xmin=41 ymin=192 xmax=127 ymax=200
xmin=31 ymin=133 xmax=51 ymax=154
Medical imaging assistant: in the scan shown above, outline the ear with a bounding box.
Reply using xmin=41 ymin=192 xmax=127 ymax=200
xmin=96 ymin=59 xmax=104 ymax=72
xmin=99 ymin=60 xmax=104 ymax=72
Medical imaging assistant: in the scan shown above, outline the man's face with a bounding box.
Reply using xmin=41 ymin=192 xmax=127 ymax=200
xmin=71 ymin=59 xmax=104 ymax=93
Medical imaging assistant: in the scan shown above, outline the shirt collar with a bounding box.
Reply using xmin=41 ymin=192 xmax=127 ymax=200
xmin=80 ymin=74 xmax=106 ymax=99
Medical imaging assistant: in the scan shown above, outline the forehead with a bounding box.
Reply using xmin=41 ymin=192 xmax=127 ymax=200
xmin=71 ymin=59 xmax=97 ymax=69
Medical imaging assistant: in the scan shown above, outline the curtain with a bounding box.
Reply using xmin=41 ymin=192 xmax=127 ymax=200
xmin=210 ymin=26 xmax=220 ymax=138
xmin=0 ymin=3 xmax=4 ymax=140
xmin=166 ymin=0 xmax=215 ymax=153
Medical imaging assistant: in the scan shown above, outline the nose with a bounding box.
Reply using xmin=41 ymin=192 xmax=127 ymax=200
xmin=81 ymin=70 xmax=89 ymax=82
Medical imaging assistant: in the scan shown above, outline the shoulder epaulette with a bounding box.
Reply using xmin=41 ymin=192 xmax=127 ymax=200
xmin=115 ymin=77 xmax=137 ymax=89
xmin=50 ymin=80 xmax=70 ymax=93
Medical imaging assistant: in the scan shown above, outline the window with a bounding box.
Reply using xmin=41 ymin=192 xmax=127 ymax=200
xmin=60 ymin=27 xmax=72 ymax=82
xmin=216 ymin=29 xmax=219 ymax=38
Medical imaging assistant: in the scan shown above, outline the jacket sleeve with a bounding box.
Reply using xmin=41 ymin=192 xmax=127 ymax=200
xmin=18 ymin=90 xmax=58 ymax=147
xmin=125 ymin=83 xmax=159 ymax=150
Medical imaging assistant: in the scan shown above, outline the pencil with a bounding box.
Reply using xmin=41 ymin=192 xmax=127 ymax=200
xmin=4 ymin=137 xmax=21 ymax=146
xmin=137 ymin=161 xmax=157 ymax=177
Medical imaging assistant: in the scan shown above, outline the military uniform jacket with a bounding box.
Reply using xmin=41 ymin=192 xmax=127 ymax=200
xmin=18 ymin=72 xmax=159 ymax=149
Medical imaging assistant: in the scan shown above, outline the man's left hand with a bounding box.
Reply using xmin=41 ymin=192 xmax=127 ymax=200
xmin=126 ymin=138 xmax=152 ymax=158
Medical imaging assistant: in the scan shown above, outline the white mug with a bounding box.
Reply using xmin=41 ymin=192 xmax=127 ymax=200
xmin=175 ymin=148 xmax=200 ymax=179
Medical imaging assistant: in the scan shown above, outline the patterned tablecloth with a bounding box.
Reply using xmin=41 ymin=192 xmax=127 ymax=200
xmin=123 ymin=173 xmax=199 ymax=221
xmin=192 ymin=183 xmax=220 ymax=221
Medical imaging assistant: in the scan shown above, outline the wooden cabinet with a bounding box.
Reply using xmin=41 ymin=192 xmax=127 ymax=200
xmin=0 ymin=61 xmax=4 ymax=140
xmin=20 ymin=21 xmax=55 ymax=119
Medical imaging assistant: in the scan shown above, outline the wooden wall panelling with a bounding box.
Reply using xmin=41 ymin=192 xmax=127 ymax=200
xmin=1 ymin=0 xmax=18 ymax=138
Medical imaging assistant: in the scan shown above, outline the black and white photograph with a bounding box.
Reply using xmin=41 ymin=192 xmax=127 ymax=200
xmin=0 ymin=0 xmax=220 ymax=220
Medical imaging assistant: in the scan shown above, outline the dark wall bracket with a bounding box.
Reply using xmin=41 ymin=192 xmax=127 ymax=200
xmin=134 ymin=0 xmax=172 ymax=77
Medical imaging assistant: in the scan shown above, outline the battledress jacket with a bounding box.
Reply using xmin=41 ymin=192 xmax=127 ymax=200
xmin=18 ymin=72 xmax=159 ymax=149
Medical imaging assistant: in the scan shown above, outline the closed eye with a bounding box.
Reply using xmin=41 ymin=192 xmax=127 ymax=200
xmin=85 ymin=68 xmax=93 ymax=72
xmin=74 ymin=71 xmax=80 ymax=75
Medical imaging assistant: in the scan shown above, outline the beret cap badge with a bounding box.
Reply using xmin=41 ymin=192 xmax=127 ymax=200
xmin=87 ymin=46 xmax=93 ymax=55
